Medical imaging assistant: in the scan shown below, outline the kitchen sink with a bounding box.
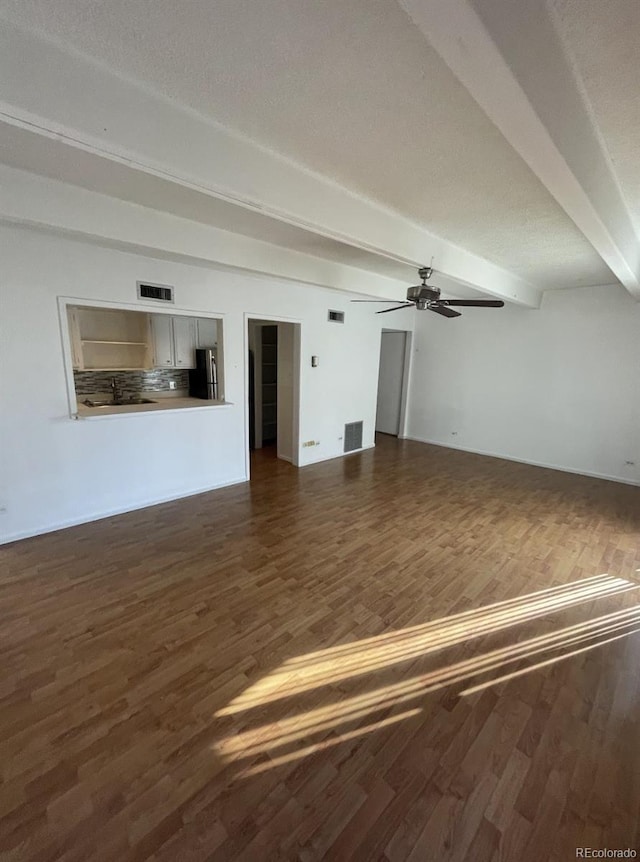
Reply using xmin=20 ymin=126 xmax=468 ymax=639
xmin=82 ymin=398 xmax=157 ymax=408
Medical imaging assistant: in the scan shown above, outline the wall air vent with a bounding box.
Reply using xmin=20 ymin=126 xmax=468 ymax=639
xmin=344 ymin=421 xmax=363 ymax=453
xmin=328 ymin=310 xmax=345 ymax=323
xmin=137 ymin=282 xmax=174 ymax=303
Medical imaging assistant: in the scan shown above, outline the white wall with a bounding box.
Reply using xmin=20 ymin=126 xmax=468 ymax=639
xmin=406 ymin=285 xmax=640 ymax=485
xmin=0 ymin=224 xmax=414 ymax=543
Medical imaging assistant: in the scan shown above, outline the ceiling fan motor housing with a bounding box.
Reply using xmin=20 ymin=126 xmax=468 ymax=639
xmin=407 ymin=285 xmax=441 ymax=302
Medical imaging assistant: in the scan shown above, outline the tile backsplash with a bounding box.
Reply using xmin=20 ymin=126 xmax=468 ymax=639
xmin=73 ymin=369 xmax=189 ymax=396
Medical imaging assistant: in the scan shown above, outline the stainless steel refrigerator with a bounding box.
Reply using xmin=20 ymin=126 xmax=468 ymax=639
xmin=189 ymin=348 xmax=218 ymax=400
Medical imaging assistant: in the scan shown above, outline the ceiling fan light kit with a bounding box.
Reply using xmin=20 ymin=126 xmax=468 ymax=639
xmin=352 ymin=266 xmax=505 ymax=318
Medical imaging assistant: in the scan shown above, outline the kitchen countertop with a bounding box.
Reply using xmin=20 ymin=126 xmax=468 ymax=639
xmin=74 ymin=395 xmax=231 ymax=419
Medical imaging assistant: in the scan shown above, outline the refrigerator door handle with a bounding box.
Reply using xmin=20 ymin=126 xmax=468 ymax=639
xmin=210 ymin=352 xmax=218 ymax=398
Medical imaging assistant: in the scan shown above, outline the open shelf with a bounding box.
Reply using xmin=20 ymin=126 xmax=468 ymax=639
xmin=261 ymin=325 xmax=278 ymax=444
xmin=68 ymin=306 xmax=155 ymax=371
xmin=80 ymin=339 xmax=151 ymax=371
xmin=81 ymin=340 xmax=148 ymax=346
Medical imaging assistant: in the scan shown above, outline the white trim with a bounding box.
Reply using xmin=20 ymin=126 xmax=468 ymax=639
xmin=58 ymin=293 xmax=227 ymax=319
xmin=243 ymin=316 xmax=252 ymax=479
xmin=72 ymin=402 xmax=234 ymax=421
xmin=301 ymin=444 xmax=376 ymax=467
xmin=291 ymin=324 xmax=302 ymax=468
xmin=0 ymin=476 xmax=248 ymax=546
xmin=57 ymin=295 xmax=227 ymax=416
xmin=377 ymin=326 xmax=414 ymax=439
xmin=244 ymin=313 xmax=303 ymax=478
xmin=398 ymin=331 xmax=413 ymax=440
xmin=57 ymin=296 xmax=80 ymax=415
xmin=402 ymin=435 xmax=640 ymax=487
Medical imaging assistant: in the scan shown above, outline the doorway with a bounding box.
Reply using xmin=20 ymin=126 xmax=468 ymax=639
xmin=375 ymin=329 xmax=411 ymax=437
xmin=247 ymin=317 xmax=300 ymax=477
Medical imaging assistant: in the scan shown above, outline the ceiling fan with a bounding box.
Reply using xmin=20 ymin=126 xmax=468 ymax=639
xmin=351 ymin=267 xmax=504 ymax=318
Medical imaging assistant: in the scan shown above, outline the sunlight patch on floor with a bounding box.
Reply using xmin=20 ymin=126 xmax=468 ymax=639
xmin=217 ymin=575 xmax=636 ymax=716
xmin=211 ymin=575 xmax=640 ymax=775
xmin=460 ymin=626 xmax=640 ymax=696
xmin=240 ymin=709 xmax=423 ymax=777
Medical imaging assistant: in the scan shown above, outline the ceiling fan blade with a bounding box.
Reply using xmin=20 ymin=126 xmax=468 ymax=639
xmin=350 ymin=299 xmax=404 ymax=303
xmin=439 ymin=299 xmax=505 ymax=307
xmin=376 ymin=304 xmax=414 ymax=314
xmin=429 ymin=305 xmax=461 ymax=318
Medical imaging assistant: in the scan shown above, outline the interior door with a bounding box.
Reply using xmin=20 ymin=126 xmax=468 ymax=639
xmin=375 ymin=331 xmax=406 ymax=436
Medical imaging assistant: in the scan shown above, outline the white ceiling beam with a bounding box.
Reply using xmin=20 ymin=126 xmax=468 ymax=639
xmin=398 ymin=0 xmax=640 ymax=300
xmin=0 ymin=20 xmax=541 ymax=308
xmin=0 ymin=164 xmax=411 ymax=299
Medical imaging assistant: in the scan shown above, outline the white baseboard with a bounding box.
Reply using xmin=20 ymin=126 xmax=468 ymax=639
xmin=0 ymin=476 xmax=248 ymax=546
xmin=300 ymin=444 xmax=375 ymax=467
xmin=402 ymin=436 xmax=640 ymax=487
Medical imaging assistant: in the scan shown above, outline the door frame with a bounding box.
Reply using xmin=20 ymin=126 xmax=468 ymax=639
xmin=377 ymin=327 xmax=413 ymax=439
xmin=244 ymin=313 xmax=302 ymax=479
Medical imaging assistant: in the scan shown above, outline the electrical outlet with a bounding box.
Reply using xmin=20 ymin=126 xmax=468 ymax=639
xmin=451 ymin=431 xmax=458 ymax=436
xmin=169 ymin=381 xmax=176 ymax=390
xmin=0 ymin=506 xmax=7 ymax=515
xmin=625 ymin=460 xmax=635 ymax=466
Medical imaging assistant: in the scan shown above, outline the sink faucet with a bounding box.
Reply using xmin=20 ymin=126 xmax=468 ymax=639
xmin=110 ymin=377 xmax=121 ymax=403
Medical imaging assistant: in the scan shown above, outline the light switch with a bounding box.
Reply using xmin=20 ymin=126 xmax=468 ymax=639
xmin=311 ymin=355 xmax=319 ymax=367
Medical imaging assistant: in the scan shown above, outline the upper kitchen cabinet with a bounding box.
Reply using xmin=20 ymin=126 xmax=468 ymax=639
xmin=150 ymin=315 xmax=197 ymax=369
xmin=68 ymin=306 xmax=152 ymax=370
xmin=150 ymin=314 xmax=174 ymax=367
xmin=172 ymin=317 xmax=196 ymax=367
xmin=195 ymin=317 xmax=218 ymax=349
xmin=67 ymin=307 xmax=221 ymax=373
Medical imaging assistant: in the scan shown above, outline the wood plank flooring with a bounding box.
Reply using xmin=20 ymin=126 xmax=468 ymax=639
xmin=1 ymin=436 xmax=639 ymax=861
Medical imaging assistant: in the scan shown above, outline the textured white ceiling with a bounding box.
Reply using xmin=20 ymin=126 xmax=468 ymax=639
xmin=0 ymin=0 xmax=623 ymax=288
xmin=549 ymin=0 xmax=640 ymax=235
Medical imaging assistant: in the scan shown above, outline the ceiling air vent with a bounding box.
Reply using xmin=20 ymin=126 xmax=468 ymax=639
xmin=137 ymin=282 xmax=174 ymax=303
xmin=344 ymin=421 xmax=363 ymax=453
xmin=328 ymin=310 xmax=345 ymax=323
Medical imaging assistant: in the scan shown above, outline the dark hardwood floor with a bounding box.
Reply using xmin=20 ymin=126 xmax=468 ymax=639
xmin=1 ymin=436 xmax=639 ymax=861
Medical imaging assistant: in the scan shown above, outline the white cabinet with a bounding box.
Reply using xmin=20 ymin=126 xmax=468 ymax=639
xmin=172 ymin=316 xmax=196 ymax=367
xmin=150 ymin=315 xmax=174 ymax=367
xmin=151 ymin=315 xmax=197 ymax=369
xmin=196 ymin=317 xmax=218 ymax=349
xmin=68 ymin=306 xmax=152 ymax=370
